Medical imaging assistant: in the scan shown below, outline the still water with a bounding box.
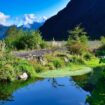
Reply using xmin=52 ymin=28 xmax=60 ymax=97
xmin=0 ymin=76 xmax=91 ymax=105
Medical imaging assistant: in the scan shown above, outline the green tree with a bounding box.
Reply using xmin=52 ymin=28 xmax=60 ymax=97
xmin=6 ymin=25 xmax=18 ymax=37
xmin=67 ymin=25 xmax=89 ymax=55
xmin=5 ymin=26 xmax=25 ymax=50
xmin=67 ymin=25 xmax=88 ymax=45
xmin=15 ymin=30 xmax=46 ymax=50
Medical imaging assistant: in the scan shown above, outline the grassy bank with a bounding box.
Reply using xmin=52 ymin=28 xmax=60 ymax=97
xmin=1 ymin=25 xmax=105 ymax=82
xmin=0 ymin=50 xmax=95 ymax=81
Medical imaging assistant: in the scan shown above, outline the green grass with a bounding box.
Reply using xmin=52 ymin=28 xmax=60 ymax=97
xmin=85 ymin=57 xmax=105 ymax=67
xmin=38 ymin=66 xmax=92 ymax=78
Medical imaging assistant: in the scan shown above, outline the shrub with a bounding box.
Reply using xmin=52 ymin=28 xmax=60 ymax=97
xmin=72 ymin=56 xmax=85 ymax=64
xmin=67 ymin=25 xmax=88 ymax=45
xmin=96 ymin=45 xmax=105 ymax=56
xmin=14 ymin=59 xmax=36 ymax=78
xmin=46 ymin=62 xmax=55 ymax=70
xmin=67 ymin=42 xmax=88 ymax=55
xmin=0 ymin=51 xmax=37 ymax=81
xmin=100 ymin=36 xmax=105 ymax=45
xmin=5 ymin=28 xmax=47 ymax=50
xmin=0 ymin=64 xmax=16 ymax=81
xmin=0 ymin=40 xmax=6 ymax=52
xmin=83 ymin=53 xmax=93 ymax=60
xmin=67 ymin=26 xmax=89 ymax=55
xmin=34 ymin=64 xmax=46 ymax=73
xmin=52 ymin=58 xmax=64 ymax=68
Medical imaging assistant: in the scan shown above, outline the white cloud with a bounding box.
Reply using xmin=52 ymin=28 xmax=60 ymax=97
xmin=23 ymin=14 xmax=37 ymax=25
xmin=0 ymin=12 xmax=48 ymax=27
xmin=0 ymin=12 xmax=11 ymax=26
xmin=17 ymin=14 xmax=47 ymax=27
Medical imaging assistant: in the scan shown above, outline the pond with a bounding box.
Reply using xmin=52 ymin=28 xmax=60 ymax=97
xmin=0 ymin=74 xmax=104 ymax=105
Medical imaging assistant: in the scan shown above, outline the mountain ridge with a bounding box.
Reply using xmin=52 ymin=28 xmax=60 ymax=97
xmin=40 ymin=0 xmax=105 ymax=40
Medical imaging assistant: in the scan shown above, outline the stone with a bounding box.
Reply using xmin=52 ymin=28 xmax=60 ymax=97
xmin=64 ymin=57 xmax=69 ymax=63
xmin=19 ymin=72 xmax=28 ymax=80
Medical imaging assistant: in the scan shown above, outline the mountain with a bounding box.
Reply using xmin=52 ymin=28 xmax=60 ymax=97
xmin=40 ymin=0 xmax=105 ymax=40
xmin=0 ymin=25 xmax=8 ymax=39
xmin=20 ymin=22 xmax=44 ymax=30
xmin=0 ymin=22 xmax=45 ymax=39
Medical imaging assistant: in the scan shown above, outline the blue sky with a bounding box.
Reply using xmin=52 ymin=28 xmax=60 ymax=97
xmin=0 ymin=0 xmax=70 ymax=26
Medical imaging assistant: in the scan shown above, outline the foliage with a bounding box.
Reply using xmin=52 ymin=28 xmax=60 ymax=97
xmin=83 ymin=53 xmax=93 ymax=60
xmin=100 ymin=36 xmax=105 ymax=45
xmin=0 ymin=40 xmax=6 ymax=52
xmin=5 ymin=26 xmax=47 ymax=50
xmin=67 ymin=25 xmax=88 ymax=45
xmin=71 ymin=55 xmax=85 ymax=64
xmin=34 ymin=63 xmax=46 ymax=73
xmin=96 ymin=36 xmax=105 ymax=56
xmin=0 ymin=52 xmax=37 ymax=81
xmin=67 ymin=25 xmax=89 ymax=55
xmin=67 ymin=42 xmax=88 ymax=55
xmin=52 ymin=58 xmax=64 ymax=68
xmin=46 ymin=62 xmax=55 ymax=70
xmin=45 ymin=53 xmax=65 ymax=69
xmin=87 ymin=78 xmax=105 ymax=105
xmin=5 ymin=26 xmax=24 ymax=50
xmin=0 ymin=78 xmax=39 ymax=101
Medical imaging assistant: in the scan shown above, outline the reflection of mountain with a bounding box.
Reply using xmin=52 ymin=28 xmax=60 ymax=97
xmin=40 ymin=0 xmax=105 ymax=40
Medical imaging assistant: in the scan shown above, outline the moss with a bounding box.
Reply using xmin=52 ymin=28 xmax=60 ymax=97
xmin=38 ymin=66 xmax=92 ymax=78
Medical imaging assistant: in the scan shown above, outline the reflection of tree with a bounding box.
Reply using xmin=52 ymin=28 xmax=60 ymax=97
xmin=86 ymin=78 xmax=105 ymax=105
xmin=72 ymin=74 xmax=91 ymax=90
xmin=48 ymin=78 xmax=65 ymax=88
xmin=0 ymin=78 xmax=41 ymax=104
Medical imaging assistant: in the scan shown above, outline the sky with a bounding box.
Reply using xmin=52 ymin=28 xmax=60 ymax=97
xmin=0 ymin=0 xmax=70 ymax=26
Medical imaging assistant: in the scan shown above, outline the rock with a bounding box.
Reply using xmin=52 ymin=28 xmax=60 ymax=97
xmin=19 ymin=72 xmax=28 ymax=80
xmin=64 ymin=57 xmax=69 ymax=63
xmin=39 ymin=57 xmax=47 ymax=66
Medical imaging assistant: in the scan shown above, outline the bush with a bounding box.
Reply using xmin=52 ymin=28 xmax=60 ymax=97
xmin=96 ymin=45 xmax=105 ymax=56
xmin=46 ymin=62 xmax=55 ymax=70
xmin=100 ymin=36 xmax=105 ymax=45
xmin=14 ymin=59 xmax=36 ymax=78
xmin=5 ymin=28 xmax=47 ymax=50
xmin=67 ymin=26 xmax=89 ymax=55
xmin=67 ymin=25 xmax=88 ymax=45
xmin=0 ymin=65 xmax=16 ymax=81
xmin=14 ymin=31 xmax=46 ymax=50
xmin=34 ymin=64 xmax=46 ymax=73
xmin=83 ymin=53 xmax=93 ymax=60
xmin=0 ymin=40 xmax=6 ymax=52
xmin=67 ymin=42 xmax=88 ymax=55
xmin=96 ymin=36 xmax=105 ymax=56
xmin=52 ymin=58 xmax=64 ymax=68
xmin=0 ymin=52 xmax=37 ymax=81
xmin=72 ymin=56 xmax=85 ymax=64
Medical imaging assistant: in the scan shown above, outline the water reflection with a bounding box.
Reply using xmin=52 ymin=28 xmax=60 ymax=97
xmin=86 ymin=78 xmax=105 ymax=105
xmin=48 ymin=78 xmax=65 ymax=88
xmin=0 ymin=78 xmax=41 ymax=104
xmin=0 ymin=73 xmax=104 ymax=105
xmin=0 ymin=76 xmax=89 ymax=105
